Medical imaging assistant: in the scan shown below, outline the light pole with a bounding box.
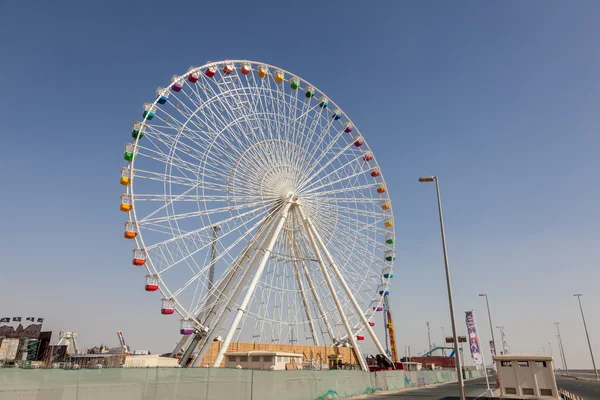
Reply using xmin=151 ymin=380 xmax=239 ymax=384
xmin=548 ymin=341 xmax=555 ymax=371
xmin=419 ymin=175 xmax=465 ymax=400
xmin=479 ymin=294 xmax=497 ymax=358
xmin=555 ymin=335 xmax=565 ymax=371
xmin=427 ymin=321 xmax=432 ymax=350
xmin=496 ymin=326 xmax=509 ymax=354
xmin=573 ymin=294 xmax=599 ymax=381
xmin=555 ymin=323 xmax=568 ymax=375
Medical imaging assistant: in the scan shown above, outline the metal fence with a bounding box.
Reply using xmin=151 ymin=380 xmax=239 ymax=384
xmin=0 ymin=367 xmax=486 ymax=400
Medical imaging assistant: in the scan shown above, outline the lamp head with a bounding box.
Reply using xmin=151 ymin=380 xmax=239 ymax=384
xmin=418 ymin=176 xmax=436 ymax=183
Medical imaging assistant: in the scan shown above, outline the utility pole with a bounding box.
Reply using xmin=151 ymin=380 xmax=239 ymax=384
xmin=555 ymin=323 xmax=569 ymax=375
xmin=418 ymin=176 xmax=465 ymax=400
xmin=555 ymin=335 xmax=565 ymax=371
xmin=573 ymin=294 xmax=599 ymax=381
xmin=427 ymin=321 xmax=432 ymax=350
xmin=207 ymin=225 xmax=221 ymax=290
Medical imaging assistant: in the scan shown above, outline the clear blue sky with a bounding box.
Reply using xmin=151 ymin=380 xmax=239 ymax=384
xmin=1 ymin=1 xmax=599 ymax=367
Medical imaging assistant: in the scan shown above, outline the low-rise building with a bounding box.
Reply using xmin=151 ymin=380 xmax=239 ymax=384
xmin=493 ymin=354 xmax=558 ymax=399
xmin=224 ymin=351 xmax=303 ymax=370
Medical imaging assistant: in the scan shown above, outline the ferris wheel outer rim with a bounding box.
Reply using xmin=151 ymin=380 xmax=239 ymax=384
xmin=124 ymin=59 xmax=395 ymax=330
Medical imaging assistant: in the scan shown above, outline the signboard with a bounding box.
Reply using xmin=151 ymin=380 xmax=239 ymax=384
xmin=445 ymin=336 xmax=467 ymax=343
xmin=465 ymin=311 xmax=483 ymax=364
xmin=0 ymin=338 xmax=20 ymax=361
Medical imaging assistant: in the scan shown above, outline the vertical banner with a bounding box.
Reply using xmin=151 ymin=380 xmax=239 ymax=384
xmin=465 ymin=311 xmax=483 ymax=364
xmin=490 ymin=340 xmax=497 ymax=369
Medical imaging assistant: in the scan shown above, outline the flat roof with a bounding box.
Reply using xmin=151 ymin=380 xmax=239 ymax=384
xmin=224 ymin=351 xmax=303 ymax=357
xmin=493 ymin=354 xmax=552 ymax=362
xmin=68 ymin=353 xmax=124 ymax=358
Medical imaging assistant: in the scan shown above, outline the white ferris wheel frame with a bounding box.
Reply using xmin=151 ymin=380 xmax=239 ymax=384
xmin=123 ymin=60 xmax=396 ymax=370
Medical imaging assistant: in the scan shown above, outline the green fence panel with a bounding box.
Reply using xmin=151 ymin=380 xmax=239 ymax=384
xmin=0 ymin=366 xmax=482 ymax=400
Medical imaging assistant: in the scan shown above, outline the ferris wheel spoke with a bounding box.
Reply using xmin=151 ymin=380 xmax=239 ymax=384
xmin=221 ymin=74 xmax=273 ymax=145
xmin=139 ymin=198 xmax=271 ymax=226
xmin=167 ymin=211 xmax=272 ymax=301
xmin=156 ymin=202 xmax=282 ymax=293
xmin=145 ymin=202 xmax=274 ymax=251
xmin=302 ymin=168 xmax=378 ymax=196
xmin=133 ymin=194 xmax=263 ymax=203
xmin=141 ymin=127 xmax=237 ymax=176
xmin=299 ymin=152 xmax=369 ymax=194
xmin=190 ymin=77 xmax=264 ymax=150
xmin=304 ymin=200 xmax=383 ymax=220
xmin=302 ymin=182 xmax=382 ymax=198
xmin=306 ymin=206 xmax=390 ymax=247
xmin=306 ymin=196 xmax=387 ymax=204
xmin=297 ymin=143 xmax=357 ymax=193
xmin=293 ymin=106 xmax=326 ymax=174
xmin=295 ymin=128 xmax=348 ymax=187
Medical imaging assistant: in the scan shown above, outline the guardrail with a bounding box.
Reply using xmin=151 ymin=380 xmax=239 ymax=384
xmin=559 ymin=388 xmax=584 ymax=399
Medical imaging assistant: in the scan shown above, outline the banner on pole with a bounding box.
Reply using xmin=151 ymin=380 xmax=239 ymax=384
xmin=490 ymin=340 xmax=497 ymax=369
xmin=465 ymin=311 xmax=483 ymax=364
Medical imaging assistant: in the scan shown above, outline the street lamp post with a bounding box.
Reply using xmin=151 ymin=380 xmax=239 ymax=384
xmin=419 ymin=175 xmax=465 ymax=400
xmin=573 ymin=294 xmax=599 ymax=381
xmin=479 ymin=294 xmax=497 ymax=358
xmin=554 ymin=323 xmax=568 ymax=375
xmin=555 ymin=335 xmax=565 ymax=371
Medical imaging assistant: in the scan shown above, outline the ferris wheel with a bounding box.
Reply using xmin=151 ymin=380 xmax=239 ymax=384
xmin=119 ymin=60 xmax=395 ymax=370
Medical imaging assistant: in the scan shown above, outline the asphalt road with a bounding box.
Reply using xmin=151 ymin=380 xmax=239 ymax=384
xmin=362 ymin=376 xmax=493 ymax=399
xmin=556 ymin=375 xmax=600 ymax=399
xmin=359 ymin=374 xmax=600 ymax=399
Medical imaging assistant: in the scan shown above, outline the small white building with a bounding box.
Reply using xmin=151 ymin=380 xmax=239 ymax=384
xmin=493 ymin=354 xmax=558 ymax=399
xmin=224 ymin=351 xmax=303 ymax=370
xmin=123 ymin=355 xmax=180 ymax=368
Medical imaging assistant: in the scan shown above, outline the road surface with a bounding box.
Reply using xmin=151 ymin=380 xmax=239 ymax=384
xmin=359 ymin=375 xmax=599 ymax=399
xmin=556 ymin=375 xmax=600 ymax=399
xmin=362 ymin=376 xmax=493 ymax=399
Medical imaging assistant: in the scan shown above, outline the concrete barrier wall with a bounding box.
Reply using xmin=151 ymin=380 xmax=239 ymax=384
xmin=0 ymin=368 xmax=486 ymax=400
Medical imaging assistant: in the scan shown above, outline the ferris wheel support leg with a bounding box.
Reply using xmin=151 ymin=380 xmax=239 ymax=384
xmin=190 ymin=214 xmax=279 ymax=367
xmin=297 ymin=206 xmax=369 ymax=372
xmin=181 ymin=223 xmax=273 ymax=366
xmin=212 ymin=200 xmax=293 ymax=368
xmin=178 ymin=241 xmax=256 ymax=365
xmin=289 ymin=239 xmax=320 ymax=346
xmin=299 ymin=204 xmax=391 ymax=366
xmin=294 ymin=242 xmax=336 ymax=344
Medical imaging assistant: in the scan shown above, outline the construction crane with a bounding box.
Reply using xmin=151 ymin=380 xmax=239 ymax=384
xmin=383 ymin=294 xmax=398 ymax=362
xmin=57 ymin=331 xmax=80 ymax=354
xmin=117 ymin=331 xmax=131 ymax=355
